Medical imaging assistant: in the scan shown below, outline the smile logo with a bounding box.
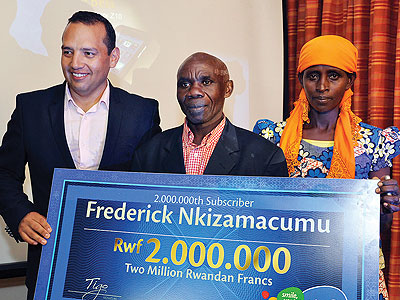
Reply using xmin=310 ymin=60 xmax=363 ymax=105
xmin=277 ymin=287 xmax=304 ymax=300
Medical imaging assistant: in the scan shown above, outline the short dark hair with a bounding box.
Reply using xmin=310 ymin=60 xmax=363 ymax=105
xmin=68 ymin=11 xmax=116 ymax=55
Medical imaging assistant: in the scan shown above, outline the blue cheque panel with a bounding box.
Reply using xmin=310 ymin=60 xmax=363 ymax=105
xmin=35 ymin=169 xmax=379 ymax=300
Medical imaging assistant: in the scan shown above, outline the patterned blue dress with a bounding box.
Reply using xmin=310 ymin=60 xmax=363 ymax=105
xmin=253 ymin=119 xmax=400 ymax=178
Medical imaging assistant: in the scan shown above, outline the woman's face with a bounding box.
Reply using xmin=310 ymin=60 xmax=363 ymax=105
xmin=299 ymin=65 xmax=355 ymax=113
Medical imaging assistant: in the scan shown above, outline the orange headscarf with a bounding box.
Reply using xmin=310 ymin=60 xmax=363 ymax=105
xmin=280 ymin=35 xmax=362 ymax=178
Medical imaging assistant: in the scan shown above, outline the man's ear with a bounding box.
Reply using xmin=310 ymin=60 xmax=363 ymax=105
xmin=224 ymin=80 xmax=234 ymax=98
xmin=298 ymin=72 xmax=304 ymax=87
xmin=109 ymin=47 xmax=120 ymax=68
xmin=346 ymin=73 xmax=356 ymax=90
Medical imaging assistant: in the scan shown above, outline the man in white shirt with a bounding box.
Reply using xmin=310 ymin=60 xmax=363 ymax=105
xmin=0 ymin=11 xmax=160 ymax=299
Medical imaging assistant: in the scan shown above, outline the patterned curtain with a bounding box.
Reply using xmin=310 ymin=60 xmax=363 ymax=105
xmin=285 ymin=0 xmax=400 ymax=297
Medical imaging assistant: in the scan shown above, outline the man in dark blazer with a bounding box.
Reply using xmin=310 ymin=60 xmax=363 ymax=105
xmin=0 ymin=11 xmax=160 ymax=299
xmin=132 ymin=52 xmax=287 ymax=177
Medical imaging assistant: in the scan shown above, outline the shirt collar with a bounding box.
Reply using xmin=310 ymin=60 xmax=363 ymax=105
xmin=182 ymin=116 xmax=226 ymax=147
xmin=64 ymin=81 xmax=110 ymax=111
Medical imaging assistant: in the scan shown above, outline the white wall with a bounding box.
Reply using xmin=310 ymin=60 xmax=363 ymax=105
xmin=0 ymin=277 xmax=26 ymax=300
xmin=0 ymin=0 xmax=283 ymax=296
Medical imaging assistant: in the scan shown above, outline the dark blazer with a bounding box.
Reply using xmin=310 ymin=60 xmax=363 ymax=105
xmin=132 ymin=119 xmax=288 ymax=177
xmin=0 ymin=82 xmax=161 ymax=294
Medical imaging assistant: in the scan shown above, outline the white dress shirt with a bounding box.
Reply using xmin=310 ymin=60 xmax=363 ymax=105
xmin=64 ymin=83 xmax=109 ymax=170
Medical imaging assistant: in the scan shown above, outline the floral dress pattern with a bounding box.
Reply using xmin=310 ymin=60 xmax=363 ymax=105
xmin=254 ymin=119 xmax=400 ymax=300
xmin=253 ymin=119 xmax=400 ymax=179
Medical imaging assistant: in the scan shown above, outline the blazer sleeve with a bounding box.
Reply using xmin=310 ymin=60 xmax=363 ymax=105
xmin=136 ymin=100 xmax=161 ymax=148
xmin=0 ymin=96 xmax=35 ymax=241
xmin=263 ymin=146 xmax=289 ymax=177
xmin=131 ymin=146 xmax=144 ymax=172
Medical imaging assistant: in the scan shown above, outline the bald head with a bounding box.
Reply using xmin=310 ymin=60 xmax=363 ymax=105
xmin=176 ymin=52 xmax=234 ymax=139
xmin=178 ymin=52 xmax=230 ymax=82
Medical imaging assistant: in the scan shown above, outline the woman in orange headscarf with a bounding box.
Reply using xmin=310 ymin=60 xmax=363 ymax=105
xmin=254 ymin=35 xmax=400 ymax=300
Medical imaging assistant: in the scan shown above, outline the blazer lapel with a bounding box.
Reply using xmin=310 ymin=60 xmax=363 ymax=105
xmin=49 ymin=83 xmax=75 ymax=168
xmin=204 ymin=119 xmax=239 ymax=175
xmin=162 ymin=126 xmax=186 ymax=173
xmin=99 ymin=84 xmax=123 ymax=169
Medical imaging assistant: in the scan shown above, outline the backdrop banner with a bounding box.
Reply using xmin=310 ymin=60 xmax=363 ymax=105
xmin=35 ymin=169 xmax=379 ymax=300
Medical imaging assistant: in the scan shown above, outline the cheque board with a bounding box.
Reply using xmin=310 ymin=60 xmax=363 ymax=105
xmin=35 ymin=169 xmax=380 ymax=300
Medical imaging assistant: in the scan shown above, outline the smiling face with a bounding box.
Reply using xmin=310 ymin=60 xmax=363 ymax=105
xmin=177 ymin=53 xmax=233 ymax=131
xmin=299 ymin=65 xmax=355 ymax=113
xmin=61 ymin=22 xmax=119 ymax=103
